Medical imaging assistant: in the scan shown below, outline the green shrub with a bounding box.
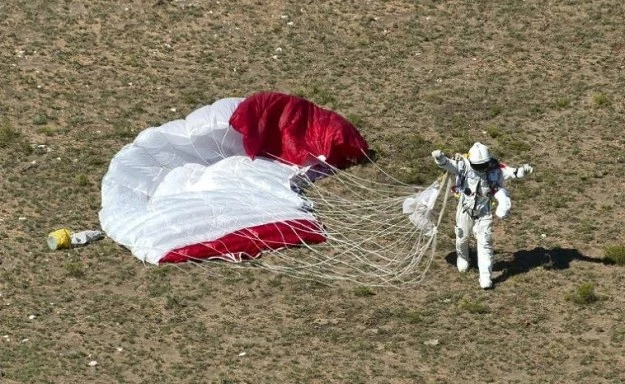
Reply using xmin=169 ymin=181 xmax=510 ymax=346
xmin=485 ymin=126 xmax=503 ymax=138
xmin=354 ymin=286 xmax=376 ymax=297
xmin=505 ymin=140 xmax=531 ymax=153
xmin=65 ymin=262 xmax=85 ymax=278
xmin=592 ymin=94 xmax=609 ymax=107
xmin=33 ymin=113 xmax=48 ymax=125
xmin=0 ymin=120 xmax=22 ymax=148
xmin=554 ymin=98 xmax=570 ymax=109
xmin=489 ymin=105 xmax=503 ymax=117
xmin=295 ymin=83 xmax=338 ymax=109
xmin=566 ymin=282 xmax=599 ymax=305
xmin=74 ymin=174 xmax=90 ymax=186
xmin=604 ymin=245 xmax=625 ymax=265
xmin=459 ymin=299 xmax=489 ymax=314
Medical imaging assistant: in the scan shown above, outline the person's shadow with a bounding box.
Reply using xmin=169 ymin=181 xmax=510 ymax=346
xmin=444 ymin=247 xmax=612 ymax=285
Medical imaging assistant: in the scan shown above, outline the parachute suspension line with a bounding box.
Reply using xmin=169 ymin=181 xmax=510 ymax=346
xmin=168 ymin=149 xmax=450 ymax=288
xmin=411 ymin=173 xmax=452 ymax=284
xmin=263 ymin=151 xmax=424 ymax=195
xmin=249 ymin=159 xmax=451 ymax=288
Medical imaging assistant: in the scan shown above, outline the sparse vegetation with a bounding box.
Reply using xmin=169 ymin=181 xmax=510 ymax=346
xmin=32 ymin=113 xmax=48 ymax=126
xmin=354 ymin=285 xmax=376 ymax=297
xmin=566 ymin=282 xmax=600 ymax=305
xmin=604 ymin=245 xmax=625 ymax=265
xmin=0 ymin=1 xmax=624 ymax=383
xmin=485 ymin=125 xmax=503 ymax=138
xmin=0 ymin=120 xmax=22 ymax=148
xmin=459 ymin=298 xmax=490 ymax=314
xmin=592 ymin=94 xmax=609 ymax=107
xmin=73 ymin=174 xmax=90 ymax=187
xmin=295 ymin=83 xmax=340 ymax=110
xmin=554 ymin=98 xmax=571 ymax=109
xmin=64 ymin=262 xmax=85 ymax=278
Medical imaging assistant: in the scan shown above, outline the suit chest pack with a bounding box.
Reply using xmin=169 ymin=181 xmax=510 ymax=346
xmin=452 ymin=156 xmax=500 ymax=197
xmin=453 ymin=157 xmax=501 ymax=217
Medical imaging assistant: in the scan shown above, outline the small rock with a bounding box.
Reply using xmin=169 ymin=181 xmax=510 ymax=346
xmin=424 ymin=339 xmax=439 ymax=346
xmin=88 ymin=360 xmax=98 ymax=367
xmin=33 ymin=144 xmax=49 ymax=154
xmin=28 ymin=315 xmax=36 ymax=320
xmin=19 ymin=159 xmax=36 ymax=171
xmin=541 ymin=234 xmax=547 ymax=238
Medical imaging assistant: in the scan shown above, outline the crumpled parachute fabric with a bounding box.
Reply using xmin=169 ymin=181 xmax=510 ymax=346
xmin=99 ymin=92 xmax=368 ymax=264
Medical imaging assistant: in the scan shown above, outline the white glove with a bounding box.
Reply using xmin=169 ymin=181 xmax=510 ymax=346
xmin=431 ymin=150 xmax=446 ymax=163
xmin=515 ymin=164 xmax=533 ymax=178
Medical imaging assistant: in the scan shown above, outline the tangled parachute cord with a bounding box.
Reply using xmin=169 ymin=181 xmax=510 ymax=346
xmin=241 ymin=157 xmax=452 ymax=288
xmin=161 ymin=143 xmax=452 ymax=288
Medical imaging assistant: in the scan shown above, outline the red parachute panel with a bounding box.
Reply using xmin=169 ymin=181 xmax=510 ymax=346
xmin=160 ymin=219 xmax=326 ymax=263
xmin=229 ymin=92 xmax=369 ymax=168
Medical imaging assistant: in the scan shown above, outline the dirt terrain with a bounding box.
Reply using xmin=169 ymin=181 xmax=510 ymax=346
xmin=1 ymin=1 xmax=625 ymax=383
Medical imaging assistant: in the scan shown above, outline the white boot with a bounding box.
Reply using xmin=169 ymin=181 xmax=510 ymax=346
xmin=457 ymin=256 xmax=469 ymax=272
xmin=479 ymin=274 xmax=493 ymax=289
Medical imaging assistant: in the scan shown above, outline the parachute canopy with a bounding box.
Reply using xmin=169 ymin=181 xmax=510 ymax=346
xmin=99 ymin=92 xmax=369 ymax=264
xmin=230 ymin=92 xmax=368 ymax=169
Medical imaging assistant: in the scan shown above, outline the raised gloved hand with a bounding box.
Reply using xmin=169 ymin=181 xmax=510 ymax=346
xmin=515 ymin=164 xmax=533 ymax=178
xmin=431 ymin=150 xmax=446 ymax=162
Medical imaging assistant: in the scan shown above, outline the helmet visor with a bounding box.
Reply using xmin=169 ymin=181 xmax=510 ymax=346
xmin=470 ymin=161 xmax=490 ymax=172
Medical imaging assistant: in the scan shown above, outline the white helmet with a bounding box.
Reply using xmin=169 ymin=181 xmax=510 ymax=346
xmin=468 ymin=142 xmax=492 ymax=171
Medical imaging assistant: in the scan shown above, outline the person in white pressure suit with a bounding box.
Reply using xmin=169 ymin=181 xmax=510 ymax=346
xmin=432 ymin=142 xmax=533 ymax=289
